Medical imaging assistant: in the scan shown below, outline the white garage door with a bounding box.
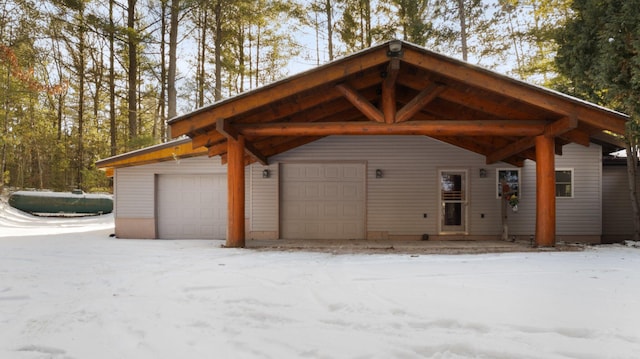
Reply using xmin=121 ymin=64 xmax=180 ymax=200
xmin=157 ymin=174 xmax=226 ymax=239
xmin=280 ymin=163 xmax=365 ymax=240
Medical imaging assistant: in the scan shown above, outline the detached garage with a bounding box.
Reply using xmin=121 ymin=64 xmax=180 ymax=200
xmin=97 ymin=40 xmax=630 ymax=246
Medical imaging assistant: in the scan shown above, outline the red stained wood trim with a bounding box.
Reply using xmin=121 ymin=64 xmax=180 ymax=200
xmin=401 ymin=49 xmax=628 ymax=134
xmin=559 ymin=129 xmax=591 ymax=147
xmin=535 ymin=135 xmax=556 ymax=247
xmin=486 ymin=116 xmax=578 ymax=164
xmin=382 ymin=58 xmax=400 ymax=124
xmin=486 ymin=136 xmax=536 ymax=165
xmin=226 ymin=135 xmax=246 ymax=248
xmin=191 ymin=130 xmax=225 ymax=149
xmin=236 ymin=120 xmax=546 ymax=137
xmin=335 ymin=83 xmax=384 ymax=123
xmin=207 ymin=141 xmax=228 ymax=158
xmin=217 ymin=119 xmax=268 ymax=165
xmin=544 ymin=116 xmax=578 ymax=137
xmin=170 ymin=48 xmax=390 ymax=137
xmin=396 ymin=83 xmax=446 ymax=123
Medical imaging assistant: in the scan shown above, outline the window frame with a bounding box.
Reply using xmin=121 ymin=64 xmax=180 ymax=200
xmin=555 ymin=168 xmax=574 ymax=198
xmin=496 ymin=168 xmax=521 ymax=199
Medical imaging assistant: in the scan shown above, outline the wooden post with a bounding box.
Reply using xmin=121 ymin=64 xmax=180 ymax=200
xmin=535 ymin=134 xmax=556 ymax=247
xmin=226 ymin=135 xmax=245 ymax=248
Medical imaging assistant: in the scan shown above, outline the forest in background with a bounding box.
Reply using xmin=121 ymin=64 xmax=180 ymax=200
xmin=0 ymin=0 xmax=591 ymax=192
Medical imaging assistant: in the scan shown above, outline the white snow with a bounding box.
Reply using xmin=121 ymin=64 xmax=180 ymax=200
xmin=1 ymin=200 xmax=639 ymax=359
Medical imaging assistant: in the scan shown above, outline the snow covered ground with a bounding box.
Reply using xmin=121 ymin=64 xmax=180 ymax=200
xmin=1 ymin=200 xmax=639 ymax=359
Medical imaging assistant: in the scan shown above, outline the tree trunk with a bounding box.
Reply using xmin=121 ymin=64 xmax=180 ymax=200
xmin=109 ymin=0 xmax=116 ymax=155
xmin=626 ymin=141 xmax=640 ymax=241
xmin=77 ymin=6 xmax=86 ymax=189
xmin=326 ymin=0 xmax=333 ymax=61
xmin=1 ymin=61 xmax=9 ymax=192
xmin=197 ymin=4 xmax=207 ymax=108
xmin=168 ymin=0 xmax=179 ymax=120
xmin=457 ymin=0 xmax=468 ymax=61
xmin=159 ymin=0 xmax=167 ymax=141
xmin=214 ymin=0 xmax=222 ymax=101
xmin=127 ymin=0 xmax=138 ymax=144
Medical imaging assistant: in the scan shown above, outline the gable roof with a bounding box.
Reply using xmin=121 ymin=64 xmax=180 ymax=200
xmin=95 ymin=138 xmax=208 ymax=176
xmin=99 ymin=40 xmax=629 ymax=172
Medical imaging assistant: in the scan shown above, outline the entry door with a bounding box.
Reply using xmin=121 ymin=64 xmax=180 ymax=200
xmin=439 ymin=170 xmax=468 ymax=234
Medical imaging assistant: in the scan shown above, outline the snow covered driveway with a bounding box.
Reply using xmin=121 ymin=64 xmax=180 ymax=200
xmin=1 ymin=203 xmax=639 ymax=358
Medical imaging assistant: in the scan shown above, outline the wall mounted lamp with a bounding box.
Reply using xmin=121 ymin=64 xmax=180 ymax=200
xmin=262 ymin=169 xmax=270 ymax=178
xmin=479 ymin=168 xmax=487 ymax=178
xmin=375 ymin=169 xmax=383 ymax=179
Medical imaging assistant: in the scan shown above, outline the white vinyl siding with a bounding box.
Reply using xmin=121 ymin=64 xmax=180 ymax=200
xmin=249 ymin=136 xmax=603 ymax=238
xmin=603 ymin=165 xmax=639 ymax=240
xmin=115 ymin=171 xmax=155 ymax=218
xmin=249 ymin=165 xmax=279 ymax=232
xmin=113 ymin=136 xmax=604 ymax=240
xmin=253 ymin=136 xmax=513 ymax=236
xmin=507 ymin=144 xmax=602 ymax=236
xmin=114 ymin=156 xmax=229 ymax=220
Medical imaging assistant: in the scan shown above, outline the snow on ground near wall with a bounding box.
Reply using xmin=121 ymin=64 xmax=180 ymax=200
xmin=1 ymin=202 xmax=640 ymax=358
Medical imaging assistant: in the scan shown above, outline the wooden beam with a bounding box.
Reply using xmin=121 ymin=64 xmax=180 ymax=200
xmin=226 ymin=135 xmax=246 ymax=248
xmin=261 ymin=136 xmax=325 ymax=157
xmin=191 ymin=130 xmax=225 ymax=149
xmin=382 ymin=58 xmax=400 ymax=124
xmin=591 ymin=130 xmax=626 ymax=148
xmin=335 ymin=83 xmax=384 ymax=123
xmin=208 ymin=141 xmax=229 ymax=158
xmin=170 ymin=47 xmax=390 ymax=137
xmin=235 ymin=120 xmax=546 ymax=137
xmin=535 ymin=135 xmax=556 ymax=247
xmin=486 ymin=116 xmax=578 ymax=164
xmin=544 ymin=116 xmax=578 ymax=137
xmin=234 ymin=70 xmax=383 ymax=125
xmin=95 ymin=138 xmax=208 ymax=169
xmin=432 ymin=135 xmax=524 ymax=167
xmin=396 ymin=83 xmax=446 ymax=123
xmin=486 ymin=136 xmax=536 ymax=165
xmin=398 ymin=74 xmax=539 ymax=121
xmin=216 ymin=119 xmax=268 ymax=165
xmin=559 ymin=129 xmax=591 ymax=147
xmin=402 ymin=49 xmax=628 ymax=134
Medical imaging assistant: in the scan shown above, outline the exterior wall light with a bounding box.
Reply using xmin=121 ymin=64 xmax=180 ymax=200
xmin=479 ymin=168 xmax=487 ymax=178
xmin=262 ymin=169 xmax=270 ymax=178
xmin=387 ymin=40 xmax=403 ymax=57
xmin=375 ymin=169 xmax=383 ymax=178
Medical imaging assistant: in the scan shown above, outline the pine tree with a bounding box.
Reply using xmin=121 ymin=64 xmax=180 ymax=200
xmin=556 ymin=0 xmax=640 ymax=241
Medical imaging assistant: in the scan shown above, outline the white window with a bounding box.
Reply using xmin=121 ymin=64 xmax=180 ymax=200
xmin=496 ymin=169 xmax=520 ymax=198
xmin=556 ymin=169 xmax=573 ymax=198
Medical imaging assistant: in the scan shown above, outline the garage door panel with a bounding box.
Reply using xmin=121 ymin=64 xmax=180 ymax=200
xmin=157 ymin=174 xmax=226 ymax=239
xmin=281 ymin=163 xmax=365 ymax=240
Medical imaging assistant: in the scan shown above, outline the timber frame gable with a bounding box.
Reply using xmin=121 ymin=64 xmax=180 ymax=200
xmin=100 ymin=40 xmax=629 ymax=249
xmin=168 ymin=40 xmax=628 ymax=168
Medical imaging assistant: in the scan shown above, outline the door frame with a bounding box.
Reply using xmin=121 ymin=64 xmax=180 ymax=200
xmin=437 ymin=169 xmax=469 ymax=235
